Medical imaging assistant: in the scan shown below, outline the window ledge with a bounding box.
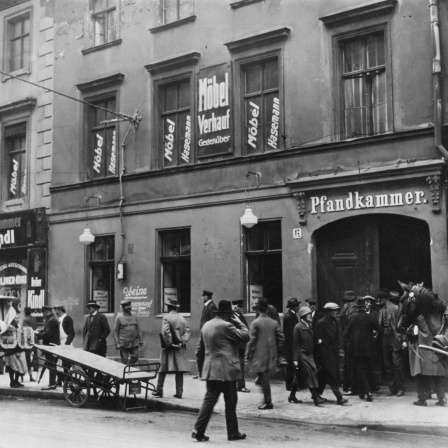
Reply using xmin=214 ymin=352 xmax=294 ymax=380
xmin=0 ymin=97 xmax=36 ymax=115
xmin=81 ymin=39 xmax=122 ymax=55
xmin=155 ymin=313 xmax=192 ymax=318
xmin=150 ymin=15 xmax=197 ymax=34
xmin=76 ymin=72 xmax=125 ymax=92
xmin=2 ymin=68 xmax=31 ymax=83
xmin=230 ymin=0 xmax=264 ymax=9
xmin=224 ymin=26 xmax=292 ymax=52
xmin=144 ymin=50 xmax=201 ymax=75
xmin=320 ymin=0 xmax=397 ymax=27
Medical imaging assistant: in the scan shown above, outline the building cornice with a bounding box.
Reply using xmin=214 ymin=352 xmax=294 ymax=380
xmin=0 ymin=97 xmax=36 ymax=115
xmin=224 ymin=26 xmax=292 ymax=52
xmin=76 ymin=73 xmax=125 ymax=92
xmin=144 ymin=51 xmax=201 ymax=75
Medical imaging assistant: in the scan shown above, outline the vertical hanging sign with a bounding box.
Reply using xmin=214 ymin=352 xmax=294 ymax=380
xmin=197 ymin=63 xmax=232 ymax=158
xmin=27 ymin=248 xmax=46 ymax=310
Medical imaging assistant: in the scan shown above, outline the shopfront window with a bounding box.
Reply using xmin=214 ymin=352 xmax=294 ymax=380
xmin=160 ymin=228 xmax=191 ymax=313
xmin=245 ymin=220 xmax=282 ymax=312
xmin=90 ymin=235 xmax=115 ymax=313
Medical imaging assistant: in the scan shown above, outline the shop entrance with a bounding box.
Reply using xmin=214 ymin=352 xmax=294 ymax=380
xmin=315 ymin=214 xmax=432 ymax=306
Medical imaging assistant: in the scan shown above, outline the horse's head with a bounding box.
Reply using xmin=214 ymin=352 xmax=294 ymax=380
xmin=397 ymin=280 xmax=422 ymax=332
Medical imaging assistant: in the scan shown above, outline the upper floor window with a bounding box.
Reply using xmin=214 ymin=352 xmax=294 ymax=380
xmin=241 ymin=57 xmax=281 ymax=154
xmin=159 ymin=79 xmax=191 ymax=168
xmin=4 ymin=122 xmax=27 ymax=200
xmin=88 ymin=96 xmax=118 ymax=179
xmin=160 ymin=0 xmax=194 ymax=26
xmin=92 ymin=0 xmax=117 ymax=46
xmin=7 ymin=12 xmax=30 ymax=73
xmin=339 ymin=32 xmax=388 ymax=139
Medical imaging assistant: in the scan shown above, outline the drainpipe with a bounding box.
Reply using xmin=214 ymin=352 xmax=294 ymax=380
xmin=430 ymin=0 xmax=448 ymax=159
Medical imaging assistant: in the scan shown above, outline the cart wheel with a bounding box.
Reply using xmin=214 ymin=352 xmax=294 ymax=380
xmin=63 ymin=371 xmax=90 ymax=407
xmin=95 ymin=376 xmax=123 ymax=408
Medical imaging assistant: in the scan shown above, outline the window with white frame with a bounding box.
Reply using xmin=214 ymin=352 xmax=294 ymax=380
xmin=7 ymin=12 xmax=30 ymax=73
xmin=4 ymin=122 xmax=27 ymax=200
xmin=90 ymin=235 xmax=115 ymax=313
xmin=160 ymin=228 xmax=191 ymax=313
xmin=158 ymin=0 xmax=194 ymax=26
xmin=92 ymin=0 xmax=117 ymax=46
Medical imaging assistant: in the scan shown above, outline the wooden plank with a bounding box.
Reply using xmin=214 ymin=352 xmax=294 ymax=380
xmin=419 ymin=344 xmax=448 ymax=358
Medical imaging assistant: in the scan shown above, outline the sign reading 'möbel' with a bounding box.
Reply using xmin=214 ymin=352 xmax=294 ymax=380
xmin=197 ymin=63 xmax=232 ymax=158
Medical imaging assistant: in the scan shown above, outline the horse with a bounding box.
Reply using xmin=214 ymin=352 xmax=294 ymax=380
xmin=397 ymin=281 xmax=448 ymax=366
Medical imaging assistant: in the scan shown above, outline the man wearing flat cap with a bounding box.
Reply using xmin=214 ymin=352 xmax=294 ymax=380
xmin=282 ymin=298 xmax=300 ymax=392
xmin=378 ymin=290 xmax=406 ymax=396
xmin=193 ymin=300 xmax=249 ymax=442
xmin=83 ymin=300 xmax=110 ymax=357
xmin=114 ymin=299 xmax=142 ymax=365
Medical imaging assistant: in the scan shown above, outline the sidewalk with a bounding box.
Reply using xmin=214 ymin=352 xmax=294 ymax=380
xmin=1 ymin=369 xmax=447 ymax=438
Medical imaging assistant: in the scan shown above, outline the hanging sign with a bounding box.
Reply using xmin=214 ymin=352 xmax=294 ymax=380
xmin=122 ymin=285 xmax=152 ymax=316
xmin=27 ymin=247 xmax=46 ymax=310
xmin=197 ymin=63 xmax=232 ymax=158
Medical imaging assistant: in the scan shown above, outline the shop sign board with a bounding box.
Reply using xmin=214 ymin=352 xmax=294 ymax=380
xmin=123 ymin=285 xmax=152 ymax=316
xmin=93 ymin=290 xmax=109 ymax=313
xmin=249 ymin=285 xmax=263 ymax=312
xmin=197 ymin=63 xmax=232 ymax=158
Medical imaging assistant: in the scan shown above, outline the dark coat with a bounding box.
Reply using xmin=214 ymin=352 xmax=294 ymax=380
xmin=246 ymin=314 xmax=285 ymax=373
xmin=282 ymin=309 xmax=299 ymax=363
xmin=344 ymin=310 xmax=380 ymax=358
xmin=200 ymin=300 xmax=217 ymax=329
xmin=40 ymin=314 xmax=60 ymax=346
xmin=293 ymin=320 xmax=319 ymax=388
xmin=83 ymin=312 xmax=110 ymax=355
xmin=312 ymin=309 xmax=325 ymax=326
xmin=313 ymin=314 xmax=340 ymax=382
xmin=61 ymin=315 xmax=75 ymax=345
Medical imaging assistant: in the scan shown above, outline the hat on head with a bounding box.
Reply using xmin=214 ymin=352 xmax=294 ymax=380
xmin=287 ymin=298 xmax=300 ymax=308
xmin=323 ymin=302 xmax=340 ymax=311
xmin=354 ymin=297 xmax=366 ymax=308
xmin=120 ymin=299 xmax=132 ymax=307
xmin=86 ymin=300 xmax=100 ymax=308
xmin=389 ymin=291 xmax=400 ymax=301
xmin=342 ymin=291 xmax=356 ymax=302
xmin=299 ymin=306 xmax=312 ymax=318
xmin=54 ymin=304 xmax=66 ymax=312
xmin=202 ymin=290 xmax=213 ymax=297
xmin=378 ymin=287 xmax=390 ymax=299
xmin=256 ymin=297 xmax=268 ymax=312
xmin=165 ymin=297 xmax=180 ymax=308
xmin=42 ymin=305 xmax=53 ymax=311
xmin=363 ymin=295 xmax=375 ymax=304
xmin=306 ymin=298 xmax=317 ymax=305
xmin=232 ymin=299 xmax=244 ymax=307
xmin=215 ymin=300 xmax=233 ymax=314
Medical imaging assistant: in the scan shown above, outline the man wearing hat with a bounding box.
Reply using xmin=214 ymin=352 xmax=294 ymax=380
xmin=54 ymin=304 xmax=75 ymax=386
xmin=282 ymin=298 xmax=300 ymax=392
xmin=193 ymin=300 xmax=249 ymax=442
xmin=114 ymin=299 xmax=142 ymax=365
xmin=339 ymin=291 xmax=357 ymax=393
xmin=83 ymin=300 xmax=110 ymax=357
xmin=306 ymin=299 xmax=324 ymax=326
xmin=199 ymin=290 xmax=217 ymax=329
xmin=343 ymin=297 xmax=380 ymax=402
xmin=246 ymin=297 xmax=285 ymax=410
xmin=232 ymin=300 xmax=250 ymax=393
xmin=378 ymin=290 xmax=406 ymax=396
xmin=364 ymin=295 xmax=381 ymax=389
xmin=153 ymin=297 xmax=190 ymax=399
xmin=314 ymin=302 xmax=347 ymax=405
xmin=36 ymin=305 xmax=60 ymax=390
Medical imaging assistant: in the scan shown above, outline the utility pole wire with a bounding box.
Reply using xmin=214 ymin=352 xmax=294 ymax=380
xmin=0 ymin=69 xmax=140 ymax=125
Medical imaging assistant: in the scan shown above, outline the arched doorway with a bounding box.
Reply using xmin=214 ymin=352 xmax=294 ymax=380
xmin=315 ymin=214 xmax=432 ymax=306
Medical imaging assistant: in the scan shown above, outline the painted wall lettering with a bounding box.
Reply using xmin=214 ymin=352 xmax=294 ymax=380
xmin=247 ymin=101 xmax=260 ymax=149
xmin=164 ymin=118 xmax=175 ymax=162
xmin=267 ymin=97 xmax=280 ymax=149
xmin=108 ymin=130 xmax=117 ymax=174
xmin=181 ymin=115 xmax=191 ymax=163
xmin=10 ymin=159 xmax=19 ymax=196
xmin=93 ymin=133 xmax=103 ymax=174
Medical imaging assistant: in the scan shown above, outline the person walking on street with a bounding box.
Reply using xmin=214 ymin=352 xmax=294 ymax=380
xmin=378 ymin=290 xmax=406 ymax=396
xmin=192 ymin=300 xmax=249 ymax=442
xmin=83 ymin=301 xmax=110 ymax=357
xmin=232 ymin=299 xmax=250 ymax=393
xmin=282 ymin=298 xmax=300 ymax=392
xmin=344 ymin=297 xmax=380 ymax=402
xmin=293 ymin=306 xmax=323 ymax=406
xmin=364 ymin=295 xmax=381 ymax=390
xmin=22 ymin=307 xmax=38 ymax=382
xmin=340 ymin=290 xmax=356 ymax=394
xmin=54 ymin=304 xmax=75 ymax=386
xmin=36 ymin=304 xmax=60 ymax=390
xmin=314 ymin=302 xmax=347 ymax=405
xmin=4 ymin=316 xmax=29 ymax=388
xmin=246 ymin=297 xmax=285 ymax=410
xmin=114 ymin=299 xmax=143 ymax=365
xmin=153 ymin=297 xmax=191 ymax=399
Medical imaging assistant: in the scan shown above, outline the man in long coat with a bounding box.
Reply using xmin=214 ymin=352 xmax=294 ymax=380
xmin=314 ymin=302 xmax=347 ymax=405
xmin=193 ymin=300 xmax=249 ymax=442
xmin=83 ymin=300 xmax=110 ymax=357
xmin=246 ymin=297 xmax=284 ymax=410
xmin=408 ymin=315 xmax=447 ymax=406
xmin=293 ymin=306 xmax=322 ymax=406
xmin=340 ymin=290 xmax=356 ymax=393
xmin=199 ymin=290 xmax=216 ymax=329
xmin=153 ymin=297 xmax=190 ymax=399
xmin=344 ymin=297 xmax=380 ymax=402
xmin=232 ymin=299 xmax=250 ymax=393
xmin=282 ymin=298 xmax=300 ymax=391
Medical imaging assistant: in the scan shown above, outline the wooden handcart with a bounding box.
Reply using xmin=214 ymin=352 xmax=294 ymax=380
xmin=35 ymin=344 xmax=160 ymax=411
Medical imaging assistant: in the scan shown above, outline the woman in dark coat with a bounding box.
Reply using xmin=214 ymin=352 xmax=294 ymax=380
xmin=292 ymin=306 xmax=322 ymax=406
xmin=314 ymin=302 xmax=347 ymax=405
